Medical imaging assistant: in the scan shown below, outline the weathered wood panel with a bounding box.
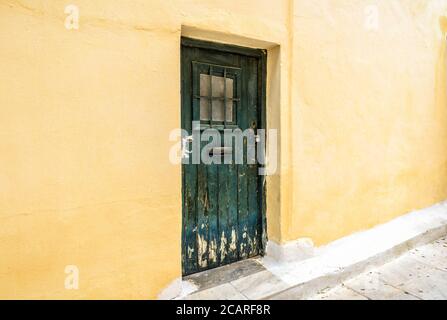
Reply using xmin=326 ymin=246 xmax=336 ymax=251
xmin=181 ymin=38 xmax=266 ymax=275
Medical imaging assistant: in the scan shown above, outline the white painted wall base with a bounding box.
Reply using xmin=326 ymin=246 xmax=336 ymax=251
xmin=157 ymin=277 xmax=199 ymax=300
xmin=265 ymin=237 xmax=315 ymax=263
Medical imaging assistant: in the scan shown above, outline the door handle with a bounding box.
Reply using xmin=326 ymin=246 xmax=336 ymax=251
xmin=209 ymin=147 xmax=232 ymax=156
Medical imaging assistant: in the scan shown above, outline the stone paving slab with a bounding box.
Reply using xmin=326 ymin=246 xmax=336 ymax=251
xmin=184 ymin=258 xmax=265 ymax=293
xmin=307 ymin=237 xmax=447 ymax=300
xmin=395 ymin=267 xmax=447 ymax=300
xmin=184 ymin=283 xmax=247 ymax=300
xmin=343 ymin=274 xmax=420 ymax=300
xmin=308 ymin=285 xmax=367 ymax=300
xmin=230 ymin=270 xmax=290 ymax=300
xmin=410 ymin=237 xmax=447 ymax=271
xmin=375 ymin=255 xmax=440 ymax=285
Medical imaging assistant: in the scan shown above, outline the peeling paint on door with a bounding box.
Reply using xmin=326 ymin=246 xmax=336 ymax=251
xmin=181 ymin=38 xmax=267 ymax=275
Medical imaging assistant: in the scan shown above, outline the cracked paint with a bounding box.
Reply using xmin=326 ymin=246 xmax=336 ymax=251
xmin=220 ymin=231 xmax=228 ymax=262
xmin=197 ymin=234 xmax=208 ymax=268
xmin=187 ymin=246 xmax=195 ymax=259
xmin=209 ymin=240 xmax=217 ymax=263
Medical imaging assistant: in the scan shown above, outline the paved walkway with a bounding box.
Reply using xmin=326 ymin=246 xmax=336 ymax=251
xmin=308 ymin=236 xmax=447 ymax=300
xmin=182 ymin=235 xmax=447 ymax=300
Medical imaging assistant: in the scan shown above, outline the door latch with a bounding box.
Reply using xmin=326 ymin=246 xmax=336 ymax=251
xmin=182 ymin=135 xmax=193 ymax=159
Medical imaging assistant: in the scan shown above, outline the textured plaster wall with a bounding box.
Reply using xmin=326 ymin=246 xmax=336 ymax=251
xmin=289 ymin=0 xmax=447 ymax=245
xmin=1 ymin=0 xmax=447 ymax=299
xmin=0 ymin=0 xmax=289 ymax=299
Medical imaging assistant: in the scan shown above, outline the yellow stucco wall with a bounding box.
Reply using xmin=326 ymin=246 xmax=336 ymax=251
xmin=289 ymin=0 xmax=447 ymax=245
xmin=0 ymin=0 xmax=446 ymax=299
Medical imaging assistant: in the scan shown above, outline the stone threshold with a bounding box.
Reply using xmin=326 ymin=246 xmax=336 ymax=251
xmin=177 ymin=201 xmax=447 ymax=300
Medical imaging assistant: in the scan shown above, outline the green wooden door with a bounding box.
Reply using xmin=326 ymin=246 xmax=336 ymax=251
xmin=181 ymin=38 xmax=266 ymax=276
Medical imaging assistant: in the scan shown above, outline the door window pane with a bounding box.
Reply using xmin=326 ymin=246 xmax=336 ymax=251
xmin=211 ymin=76 xmax=224 ymax=98
xmin=200 ymin=74 xmax=234 ymax=122
xmin=225 ymin=100 xmax=233 ymax=122
xmin=200 ymin=98 xmax=210 ymax=120
xmin=200 ymin=74 xmax=211 ymax=96
xmin=212 ymin=100 xmax=225 ymax=121
xmin=200 ymin=74 xmax=210 ymax=120
xmin=224 ymin=78 xmax=233 ymax=122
